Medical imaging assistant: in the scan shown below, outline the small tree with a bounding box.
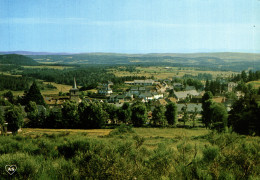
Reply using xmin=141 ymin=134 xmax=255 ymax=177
xmin=5 ymin=105 xmax=24 ymax=135
xmin=181 ymin=104 xmax=189 ymax=126
xmin=190 ymin=107 xmax=198 ymax=128
xmin=165 ymin=102 xmax=178 ymax=126
xmin=152 ymin=105 xmax=167 ymax=127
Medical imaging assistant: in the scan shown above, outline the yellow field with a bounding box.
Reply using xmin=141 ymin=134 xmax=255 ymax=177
xmin=112 ymin=66 xmax=237 ymax=79
xmin=247 ymin=80 xmax=260 ymax=89
xmin=21 ymin=128 xmax=111 ymax=137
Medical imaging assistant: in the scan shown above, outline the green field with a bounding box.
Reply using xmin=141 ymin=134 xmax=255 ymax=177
xmin=0 ymin=127 xmax=259 ymax=179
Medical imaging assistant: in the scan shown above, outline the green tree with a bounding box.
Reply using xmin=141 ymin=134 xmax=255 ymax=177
xmin=131 ymin=102 xmax=147 ymax=127
xmin=25 ymin=101 xmax=39 ymax=127
xmin=0 ymin=109 xmax=4 ymax=135
xmin=24 ymin=81 xmax=45 ymax=105
xmin=201 ymin=91 xmax=213 ymax=128
xmin=241 ymin=70 xmax=247 ymax=82
xmin=3 ymin=91 xmax=14 ymax=104
xmin=151 ymin=105 xmax=167 ymax=127
xmin=44 ymin=108 xmax=62 ymax=128
xmin=181 ymin=104 xmax=189 ymax=126
xmin=62 ymin=101 xmax=79 ymax=128
xmin=165 ymin=102 xmax=178 ymax=126
xmin=5 ymin=105 xmax=24 ymax=135
xmin=117 ymin=102 xmax=131 ymax=123
xmin=79 ymin=102 xmax=107 ymax=129
xmin=102 ymin=103 xmax=118 ymax=124
xmin=190 ymin=107 xmax=198 ymax=128
xmin=210 ymin=103 xmax=228 ymax=132
xmin=229 ymin=97 xmax=260 ymax=135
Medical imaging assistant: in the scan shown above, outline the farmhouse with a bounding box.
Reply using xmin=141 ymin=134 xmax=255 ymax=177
xmin=124 ymin=79 xmax=155 ymax=86
xmin=174 ymin=90 xmax=199 ymax=101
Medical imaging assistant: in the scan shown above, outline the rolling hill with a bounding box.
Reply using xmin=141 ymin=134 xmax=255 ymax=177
xmin=0 ymin=54 xmax=39 ymax=66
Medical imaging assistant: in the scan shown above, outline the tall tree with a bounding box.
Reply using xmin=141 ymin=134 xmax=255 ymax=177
xmin=23 ymin=81 xmax=45 ymax=105
xmin=151 ymin=105 xmax=167 ymax=127
xmin=62 ymin=101 xmax=79 ymax=128
xmin=0 ymin=109 xmax=4 ymax=135
xmin=5 ymin=105 xmax=24 ymax=135
xmin=131 ymin=102 xmax=147 ymax=127
xmin=79 ymin=102 xmax=107 ymax=129
xmin=117 ymin=102 xmax=131 ymax=124
xmin=165 ymin=102 xmax=178 ymax=126
xmin=210 ymin=103 xmax=228 ymax=132
xmin=190 ymin=107 xmax=198 ymax=128
xmin=201 ymin=91 xmax=213 ymax=128
xmin=25 ymin=101 xmax=39 ymax=127
xmin=181 ymin=104 xmax=189 ymax=126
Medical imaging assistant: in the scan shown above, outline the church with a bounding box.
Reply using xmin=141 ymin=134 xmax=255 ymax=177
xmin=69 ymin=77 xmax=80 ymax=102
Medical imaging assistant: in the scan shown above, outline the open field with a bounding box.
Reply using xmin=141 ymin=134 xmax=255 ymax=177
xmin=247 ymin=80 xmax=260 ymax=89
xmin=0 ymin=82 xmax=73 ymax=96
xmin=112 ymin=66 xmax=237 ymax=79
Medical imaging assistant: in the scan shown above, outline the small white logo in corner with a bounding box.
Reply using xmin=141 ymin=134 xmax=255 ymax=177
xmin=5 ymin=165 xmax=17 ymax=175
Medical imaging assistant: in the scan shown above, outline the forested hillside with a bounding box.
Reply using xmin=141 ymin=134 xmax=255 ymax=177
xmin=0 ymin=54 xmax=39 ymax=66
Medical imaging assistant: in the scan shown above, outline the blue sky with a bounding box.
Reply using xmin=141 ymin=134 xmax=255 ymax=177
xmin=0 ymin=0 xmax=259 ymax=53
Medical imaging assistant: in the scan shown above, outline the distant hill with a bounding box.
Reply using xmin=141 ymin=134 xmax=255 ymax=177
xmin=0 ymin=54 xmax=39 ymax=66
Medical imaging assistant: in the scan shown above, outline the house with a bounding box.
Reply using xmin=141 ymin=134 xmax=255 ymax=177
xmin=173 ymin=83 xmax=183 ymax=89
xmin=98 ymin=81 xmax=113 ymax=96
xmin=139 ymin=92 xmax=154 ymax=102
xmin=44 ymin=96 xmax=70 ymax=107
xmin=125 ymin=79 xmax=155 ymax=86
xmin=177 ymin=103 xmax=202 ymax=113
xmin=228 ymin=82 xmax=238 ymax=92
xmin=174 ymin=90 xmax=199 ymax=101
xmin=152 ymin=92 xmax=163 ymax=99
xmin=129 ymin=86 xmax=150 ymax=95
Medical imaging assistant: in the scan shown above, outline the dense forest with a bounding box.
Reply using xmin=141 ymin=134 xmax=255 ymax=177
xmin=0 ymin=75 xmax=32 ymax=91
xmin=0 ymin=54 xmax=39 ymax=66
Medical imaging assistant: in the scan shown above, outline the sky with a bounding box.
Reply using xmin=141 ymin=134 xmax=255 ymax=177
xmin=0 ymin=0 xmax=259 ymax=53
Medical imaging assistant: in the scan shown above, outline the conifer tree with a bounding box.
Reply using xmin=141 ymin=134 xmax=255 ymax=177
xmin=24 ymin=81 xmax=45 ymax=105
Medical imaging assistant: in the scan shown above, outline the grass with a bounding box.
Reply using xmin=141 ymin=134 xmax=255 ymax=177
xmin=0 ymin=127 xmax=259 ymax=179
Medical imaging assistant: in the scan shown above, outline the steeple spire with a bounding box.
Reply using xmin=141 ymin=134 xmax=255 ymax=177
xmin=74 ymin=77 xmax=77 ymax=89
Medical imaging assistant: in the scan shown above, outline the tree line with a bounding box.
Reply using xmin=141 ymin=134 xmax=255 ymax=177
xmin=201 ymin=91 xmax=260 ymax=135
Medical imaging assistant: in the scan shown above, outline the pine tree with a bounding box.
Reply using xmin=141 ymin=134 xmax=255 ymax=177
xmin=24 ymin=81 xmax=45 ymax=105
xmin=165 ymin=102 xmax=178 ymax=126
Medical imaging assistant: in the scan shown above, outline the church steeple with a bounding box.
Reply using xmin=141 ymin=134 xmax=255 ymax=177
xmin=73 ymin=77 xmax=77 ymax=89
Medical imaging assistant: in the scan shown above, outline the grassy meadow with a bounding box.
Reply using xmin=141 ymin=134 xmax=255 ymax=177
xmin=0 ymin=126 xmax=259 ymax=179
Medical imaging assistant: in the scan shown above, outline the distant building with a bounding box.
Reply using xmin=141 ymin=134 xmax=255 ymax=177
xmin=174 ymin=90 xmax=199 ymax=101
xmin=125 ymin=79 xmax=155 ymax=86
xmin=228 ymin=82 xmax=238 ymax=92
xmin=70 ymin=77 xmax=80 ymax=102
xmin=98 ymin=81 xmax=113 ymax=95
